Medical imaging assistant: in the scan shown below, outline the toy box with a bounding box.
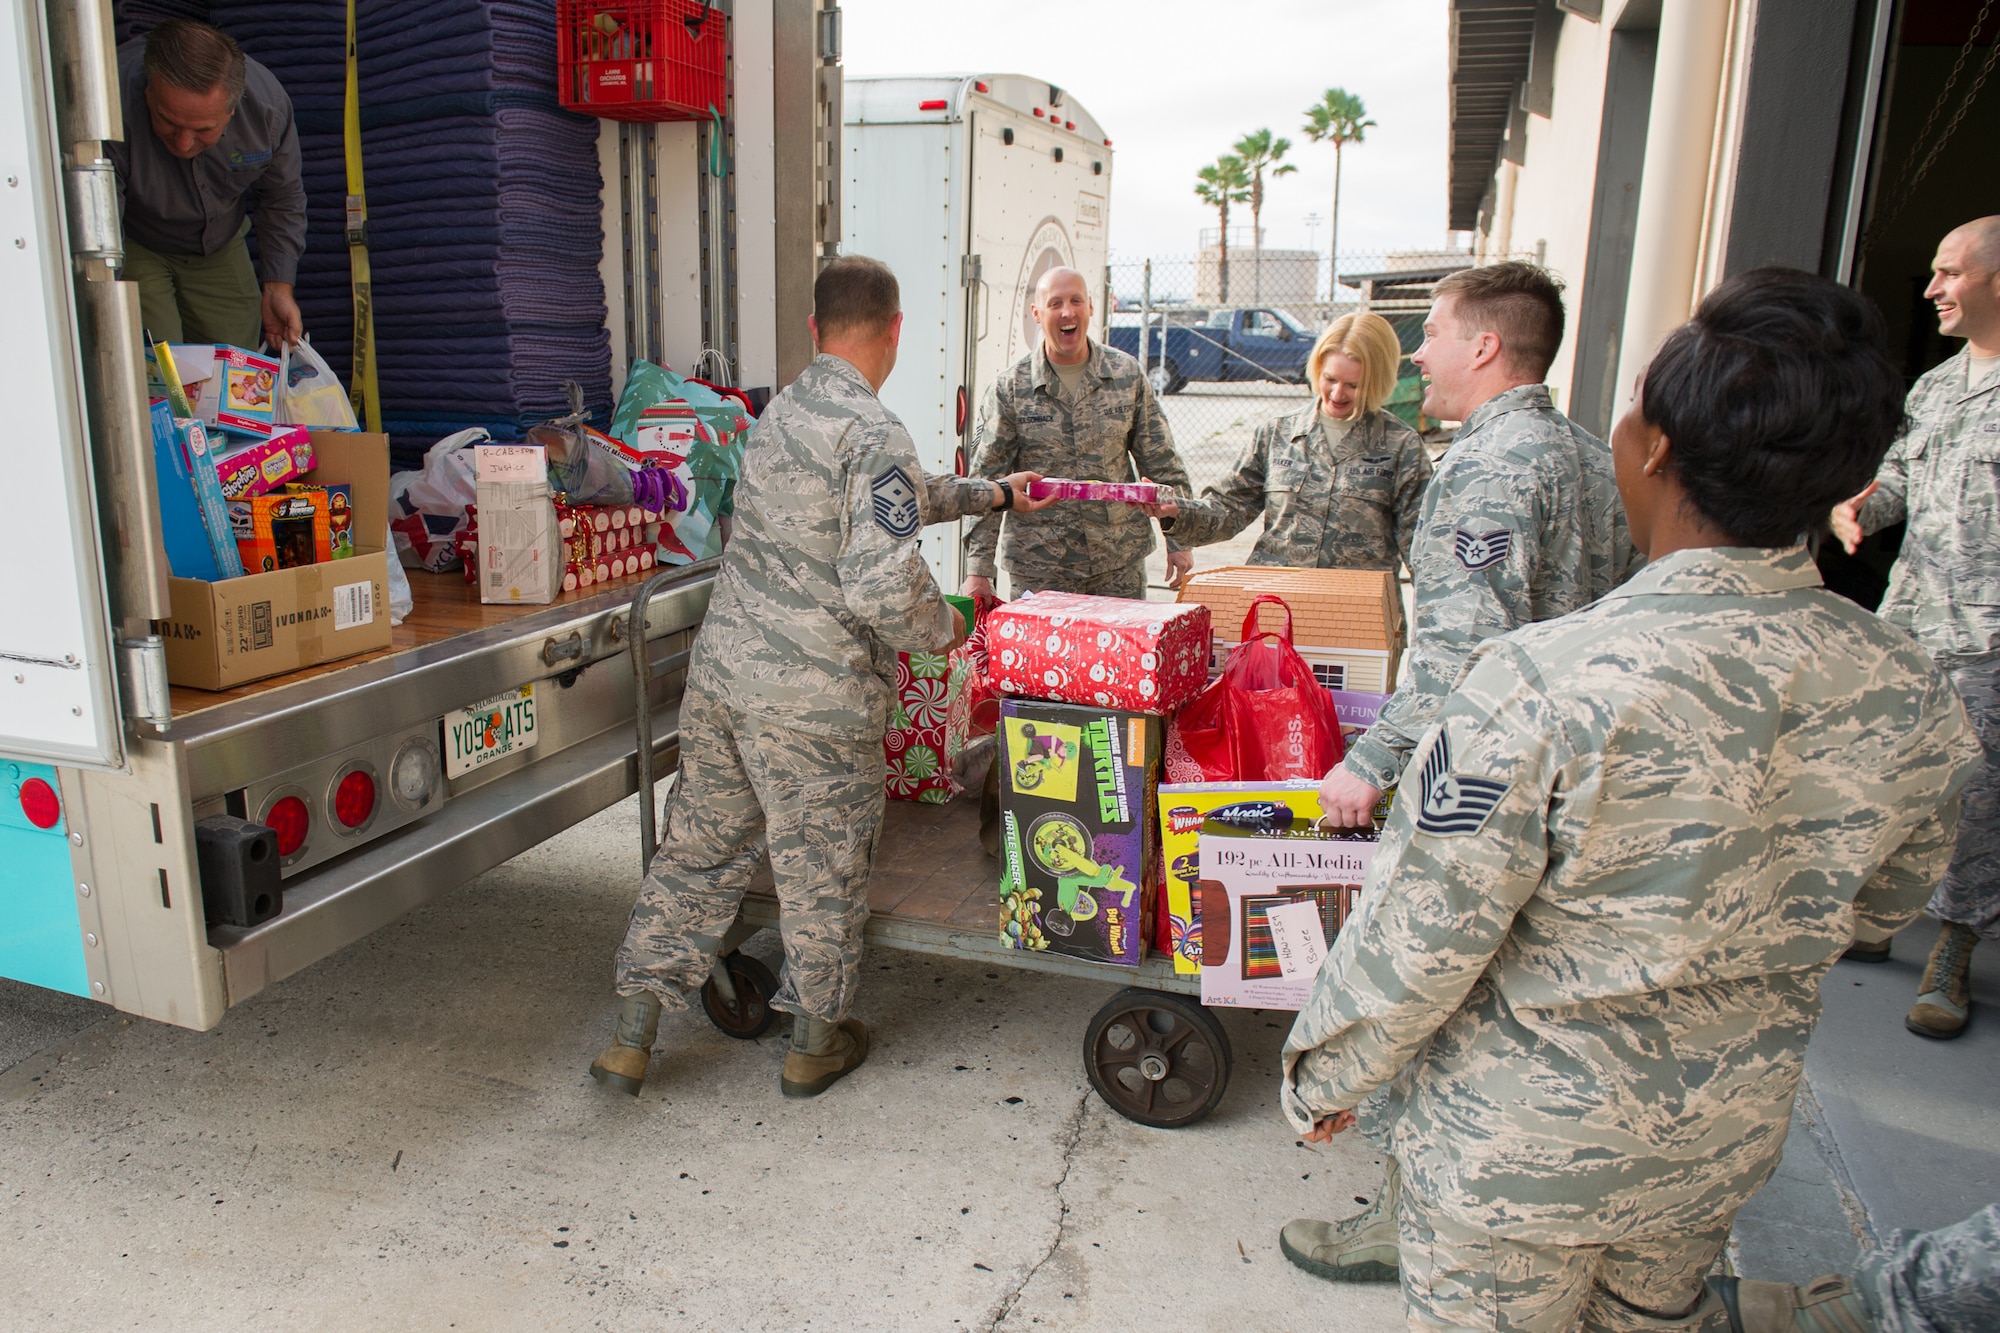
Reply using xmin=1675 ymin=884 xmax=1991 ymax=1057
xmin=214 ymin=347 xmax=280 ymax=436
xmin=998 ymin=699 xmax=1161 ymax=967
xmin=148 ymin=398 xmax=225 ymax=582
xmin=292 ymin=482 xmax=355 ymax=558
xmin=214 ymin=424 xmax=316 ymax=499
xmin=1023 ymin=478 xmax=1162 ymax=504
xmin=230 ymin=489 xmax=334 ymax=573
xmin=986 ymin=592 xmax=1212 ymax=714
xmin=1157 ymin=782 xmax=1388 ymax=977
xmin=1194 ymin=820 xmax=1379 ymax=1009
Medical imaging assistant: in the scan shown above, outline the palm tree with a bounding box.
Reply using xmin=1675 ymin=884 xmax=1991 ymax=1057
xmin=1232 ymin=128 xmax=1297 ymax=301
xmin=1301 ymin=88 xmax=1375 ymax=305
xmin=1194 ymin=154 xmax=1251 ymax=303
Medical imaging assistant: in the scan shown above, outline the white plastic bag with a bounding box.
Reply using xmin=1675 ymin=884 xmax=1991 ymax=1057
xmin=388 ymin=428 xmax=489 ymax=572
xmin=385 ymin=522 xmax=413 ymax=624
xmin=274 ymin=339 xmax=359 ymax=429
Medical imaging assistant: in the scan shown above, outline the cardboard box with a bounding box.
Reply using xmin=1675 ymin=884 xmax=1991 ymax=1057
xmin=475 ymin=445 xmax=561 ymax=605
xmin=1195 ymin=824 xmax=1379 ymax=1010
xmin=1180 ymin=565 xmax=1404 ymax=692
xmin=162 ymin=431 xmax=393 ymax=690
xmin=997 ymin=699 xmax=1160 ymax=967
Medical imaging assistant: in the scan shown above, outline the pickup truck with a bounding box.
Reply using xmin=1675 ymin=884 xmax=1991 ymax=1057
xmin=1108 ymin=307 xmax=1314 ymax=395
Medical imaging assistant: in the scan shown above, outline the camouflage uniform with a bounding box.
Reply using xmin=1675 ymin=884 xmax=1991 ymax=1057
xmin=1341 ymin=384 xmax=1635 ymax=791
xmin=966 ymin=338 xmax=1193 ymax=595
xmin=1282 ymin=546 xmax=1980 ymax=1330
xmin=1859 ymin=1203 xmax=2000 ymax=1333
xmin=613 ymin=353 xmax=996 ymax=1021
xmin=1164 ymin=404 xmax=1433 ymax=573
xmin=1858 ymin=351 xmax=2000 ymax=936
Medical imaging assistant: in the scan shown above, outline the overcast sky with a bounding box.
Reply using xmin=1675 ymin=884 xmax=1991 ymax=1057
xmin=842 ymin=0 xmax=1453 ymax=265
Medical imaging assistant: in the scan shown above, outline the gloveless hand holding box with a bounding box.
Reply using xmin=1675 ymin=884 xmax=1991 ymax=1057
xmin=161 ymin=431 xmax=393 ymax=690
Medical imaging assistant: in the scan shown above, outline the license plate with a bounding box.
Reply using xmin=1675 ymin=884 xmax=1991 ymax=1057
xmin=443 ymin=685 xmax=537 ymax=779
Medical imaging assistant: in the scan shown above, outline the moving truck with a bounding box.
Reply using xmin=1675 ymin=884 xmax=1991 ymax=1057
xmin=0 ymin=0 xmax=839 ymax=1030
xmin=843 ymin=75 xmax=1113 ymax=591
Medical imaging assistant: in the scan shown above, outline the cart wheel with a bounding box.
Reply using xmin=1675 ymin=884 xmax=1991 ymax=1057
xmin=1084 ymin=987 xmax=1231 ymax=1128
xmin=702 ymin=952 xmax=779 ymax=1040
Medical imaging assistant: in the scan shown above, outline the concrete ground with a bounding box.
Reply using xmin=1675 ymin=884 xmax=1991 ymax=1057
xmin=0 ymin=793 xmax=1403 ymax=1332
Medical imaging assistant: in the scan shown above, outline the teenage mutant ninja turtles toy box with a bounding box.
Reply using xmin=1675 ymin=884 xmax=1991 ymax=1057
xmin=997 ymin=699 xmax=1161 ymax=967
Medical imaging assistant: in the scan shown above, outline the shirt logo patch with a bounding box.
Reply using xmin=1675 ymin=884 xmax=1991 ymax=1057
xmin=227 ymin=149 xmax=273 ymax=167
xmin=870 ymin=465 xmax=921 ymax=539
xmin=1413 ymin=733 xmax=1510 ymax=837
xmin=1454 ymin=527 xmax=1513 ymax=571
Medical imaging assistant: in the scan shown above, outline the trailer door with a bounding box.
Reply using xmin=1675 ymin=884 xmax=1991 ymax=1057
xmin=0 ymin=1 xmax=123 ymax=768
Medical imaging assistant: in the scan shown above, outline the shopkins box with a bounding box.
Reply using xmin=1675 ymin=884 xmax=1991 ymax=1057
xmin=997 ymin=699 xmax=1161 ymax=967
xmin=213 ymin=424 xmax=316 ymax=499
xmin=214 ymin=347 xmax=280 ymax=436
xmin=1156 ymin=782 xmax=1389 ymax=976
xmin=1195 ymin=822 xmax=1380 ymax=1010
xmin=230 ymin=489 xmax=333 ymax=573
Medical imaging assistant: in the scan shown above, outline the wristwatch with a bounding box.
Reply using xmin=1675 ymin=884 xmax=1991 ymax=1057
xmin=995 ymin=478 xmax=1015 ymax=511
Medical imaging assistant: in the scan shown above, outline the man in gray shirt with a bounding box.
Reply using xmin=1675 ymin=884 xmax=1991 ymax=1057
xmin=107 ymin=21 xmax=306 ymax=350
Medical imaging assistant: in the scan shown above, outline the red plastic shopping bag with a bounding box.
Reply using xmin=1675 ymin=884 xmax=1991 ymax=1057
xmin=1164 ymin=595 xmax=1345 ymax=783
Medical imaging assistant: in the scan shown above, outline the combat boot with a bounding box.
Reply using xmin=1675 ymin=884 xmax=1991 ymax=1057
xmin=1709 ymin=1273 xmax=1873 ymax=1332
xmin=1278 ymin=1155 xmax=1401 ymax=1283
xmin=781 ymin=1015 xmax=869 ymax=1098
xmin=588 ymin=991 xmax=662 ymax=1095
xmin=1907 ymin=921 xmax=1978 ymax=1039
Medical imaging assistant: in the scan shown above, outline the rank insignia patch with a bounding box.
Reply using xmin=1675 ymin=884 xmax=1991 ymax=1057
xmin=870 ymin=465 xmax=921 ymax=539
xmin=1454 ymin=527 xmax=1514 ymax=572
xmin=1413 ymin=732 xmax=1510 ymax=837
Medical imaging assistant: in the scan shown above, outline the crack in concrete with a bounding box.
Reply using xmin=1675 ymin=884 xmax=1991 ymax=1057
xmin=983 ymin=1089 xmax=1092 ymax=1331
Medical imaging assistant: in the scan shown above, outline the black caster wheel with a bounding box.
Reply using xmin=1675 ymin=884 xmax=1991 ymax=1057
xmin=1084 ymin=987 xmax=1231 ymax=1128
xmin=702 ymin=952 xmax=779 ymax=1039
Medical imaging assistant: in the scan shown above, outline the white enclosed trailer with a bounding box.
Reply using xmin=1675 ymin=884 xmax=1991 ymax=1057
xmin=843 ymin=74 xmax=1113 ymax=590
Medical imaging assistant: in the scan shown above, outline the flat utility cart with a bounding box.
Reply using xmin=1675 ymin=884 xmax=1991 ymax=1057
xmin=627 ymin=570 xmax=1232 ymax=1129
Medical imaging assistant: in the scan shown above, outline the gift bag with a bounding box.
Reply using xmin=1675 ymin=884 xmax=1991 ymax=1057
xmin=887 ymin=596 xmax=1001 ymax=802
xmin=1165 ymin=595 xmax=1344 ymax=783
xmin=273 ymin=339 xmax=359 ymax=429
xmin=388 ymin=428 xmax=488 ymax=572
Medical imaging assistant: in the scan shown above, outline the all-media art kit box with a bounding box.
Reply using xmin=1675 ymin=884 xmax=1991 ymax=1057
xmin=1194 ymin=817 xmax=1379 ymax=1010
xmin=1157 ymin=781 xmax=1388 ymax=983
xmin=997 ymin=699 xmax=1161 ymax=967
xmin=161 ymin=431 xmax=393 ymax=690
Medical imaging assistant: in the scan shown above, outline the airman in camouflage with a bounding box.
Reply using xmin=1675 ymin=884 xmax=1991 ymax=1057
xmin=964 ymin=268 xmax=1195 ymax=600
xmin=592 ymin=257 xmax=1049 ymax=1098
xmin=1835 ymin=216 xmax=2000 ymax=1040
xmin=1161 ymin=309 xmax=1435 ymax=573
xmin=1286 ymin=270 xmax=1980 ymax=1330
xmin=1284 ymin=547 xmax=1979 ymax=1329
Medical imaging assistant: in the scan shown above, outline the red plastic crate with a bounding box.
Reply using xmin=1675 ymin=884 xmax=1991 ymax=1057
xmin=557 ymin=0 xmax=728 ymax=123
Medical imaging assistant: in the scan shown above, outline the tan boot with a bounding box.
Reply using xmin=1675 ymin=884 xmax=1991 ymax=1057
xmin=1907 ymin=922 xmax=1978 ymax=1040
xmin=1710 ymin=1273 xmax=1873 ymax=1332
xmin=1278 ymin=1154 xmax=1401 ymax=1283
xmin=589 ymin=991 xmax=662 ymax=1095
xmin=781 ymin=1016 xmax=869 ymax=1098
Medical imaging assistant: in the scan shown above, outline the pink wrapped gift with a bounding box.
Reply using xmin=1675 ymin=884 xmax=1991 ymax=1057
xmin=1024 ymin=477 xmax=1163 ymax=504
xmin=986 ymin=591 xmax=1212 ymax=714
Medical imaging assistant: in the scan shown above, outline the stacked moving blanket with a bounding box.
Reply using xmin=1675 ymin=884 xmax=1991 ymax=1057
xmin=121 ymin=1 xmax=613 ymax=470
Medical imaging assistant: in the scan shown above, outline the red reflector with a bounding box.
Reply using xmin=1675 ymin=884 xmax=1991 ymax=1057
xmin=1033 ymin=107 xmax=1044 ymax=117
xmin=19 ymin=777 xmax=59 ymax=830
xmin=974 ymin=81 xmax=988 ymax=93
xmin=1104 ymin=138 xmax=1113 ymax=146
xmin=1065 ymin=121 xmax=1075 ymax=130
xmin=267 ymin=796 xmax=309 ymax=856
xmin=333 ymin=770 xmax=377 ymax=829
xmin=918 ymin=99 xmax=947 ymax=111
xmin=956 ymin=385 xmax=969 ymax=437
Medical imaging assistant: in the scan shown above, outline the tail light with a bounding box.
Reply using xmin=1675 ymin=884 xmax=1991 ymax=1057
xmin=261 ymin=790 xmax=312 ymax=864
xmin=329 ymin=763 xmax=379 ymax=835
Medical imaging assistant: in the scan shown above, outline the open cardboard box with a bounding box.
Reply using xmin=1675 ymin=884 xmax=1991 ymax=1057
xmin=161 ymin=431 xmax=393 ymax=690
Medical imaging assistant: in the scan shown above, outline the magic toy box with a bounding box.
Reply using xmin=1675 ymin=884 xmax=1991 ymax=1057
xmin=997 ymin=699 xmax=1161 ymax=967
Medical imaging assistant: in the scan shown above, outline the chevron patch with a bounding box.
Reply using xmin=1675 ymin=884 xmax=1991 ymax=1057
xmin=1453 ymin=526 xmax=1514 ymax=572
xmin=1413 ymin=732 xmax=1511 ymax=837
xmin=870 ymin=465 xmax=921 ymax=539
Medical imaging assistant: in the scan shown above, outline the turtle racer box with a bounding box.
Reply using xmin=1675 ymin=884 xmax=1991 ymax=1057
xmin=997 ymin=699 xmax=1161 ymax=967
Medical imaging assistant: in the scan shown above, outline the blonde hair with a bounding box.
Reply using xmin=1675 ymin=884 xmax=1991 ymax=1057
xmin=1306 ymin=311 xmax=1403 ymax=419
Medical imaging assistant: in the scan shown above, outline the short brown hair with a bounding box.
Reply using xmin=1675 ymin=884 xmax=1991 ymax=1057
xmin=814 ymin=255 xmax=900 ymax=339
xmin=1307 ymin=311 xmax=1404 ymax=418
xmin=1433 ymin=261 xmax=1566 ymax=381
xmin=144 ymin=20 xmax=248 ymax=106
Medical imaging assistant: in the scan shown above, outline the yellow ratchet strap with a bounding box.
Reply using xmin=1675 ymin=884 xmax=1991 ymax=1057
xmin=343 ymin=0 xmax=381 ymax=432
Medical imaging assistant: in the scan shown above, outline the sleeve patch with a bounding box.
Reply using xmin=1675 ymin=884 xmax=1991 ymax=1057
xmin=870 ymin=465 xmax=922 ymax=539
xmin=1453 ymin=526 xmax=1513 ymax=571
xmin=1413 ymin=732 xmax=1511 ymax=837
